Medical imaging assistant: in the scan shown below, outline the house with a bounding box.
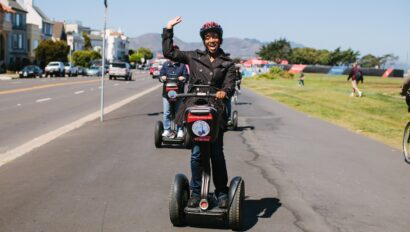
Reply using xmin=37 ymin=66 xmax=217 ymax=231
xmin=52 ymin=21 xmax=66 ymax=41
xmin=17 ymin=0 xmax=53 ymax=62
xmin=8 ymin=0 xmax=28 ymax=70
xmin=105 ymin=29 xmax=129 ymax=63
xmin=0 ymin=0 xmax=15 ymax=72
xmin=65 ymin=22 xmax=91 ymax=51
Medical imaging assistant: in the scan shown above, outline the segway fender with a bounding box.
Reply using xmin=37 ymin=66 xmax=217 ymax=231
xmin=228 ymin=176 xmax=242 ymax=207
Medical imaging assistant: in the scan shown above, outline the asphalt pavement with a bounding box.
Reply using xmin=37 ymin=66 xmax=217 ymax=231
xmin=0 ymin=86 xmax=409 ymax=232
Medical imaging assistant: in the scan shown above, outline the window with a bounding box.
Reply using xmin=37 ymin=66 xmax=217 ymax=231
xmin=15 ymin=14 xmax=21 ymax=27
xmin=18 ymin=34 xmax=23 ymax=49
xmin=12 ymin=34 xmax=17 ymax=48
xmin=5 ymin=13 xmax=11 ymax=22
xmin=33 ymin=40 xmax=39 ymax=49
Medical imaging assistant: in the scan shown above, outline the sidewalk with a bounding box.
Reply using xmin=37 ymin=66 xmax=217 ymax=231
xmin=0 ymin=74 xmax=18 ymax=80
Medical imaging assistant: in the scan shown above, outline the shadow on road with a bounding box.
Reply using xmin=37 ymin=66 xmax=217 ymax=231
xmin=241 ymin=197 xmax=282 ymax=231
xmin=182 ymin=197 xmax=281 ymax=231
xmin=235 ymin=102 xmax=252 ymax=106
xmin=231 ymin=126 xmax=255 ymax=132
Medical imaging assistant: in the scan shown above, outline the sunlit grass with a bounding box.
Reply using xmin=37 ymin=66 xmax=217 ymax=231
xmin=243 ymin=73 xmax=407 ymax=148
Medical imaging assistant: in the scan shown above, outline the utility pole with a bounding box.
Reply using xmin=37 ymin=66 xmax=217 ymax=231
xmin=100 ymin=1 xmax=107 ymax=122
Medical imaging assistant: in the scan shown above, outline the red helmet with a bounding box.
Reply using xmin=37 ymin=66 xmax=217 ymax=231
xmin=200 ymin=21 xmax=223 ymax=40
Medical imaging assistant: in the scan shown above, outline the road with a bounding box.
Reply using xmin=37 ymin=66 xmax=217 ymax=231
xmin=0 ymin=71 xmax=159 ymax=155
xmin=0 ymin=80 xmax=409 ymax=231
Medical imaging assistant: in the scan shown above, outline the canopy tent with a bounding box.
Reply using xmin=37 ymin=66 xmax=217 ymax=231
xmin=243 ymin=58 xmax=269 ymax=67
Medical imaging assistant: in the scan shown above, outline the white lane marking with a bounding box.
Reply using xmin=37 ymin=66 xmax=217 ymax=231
xmin=74 ymin=90 xmax=85 ymax=95
xmin=125 ymin=81 xmax=130 ymax=84
xmin=114 ymin=84 xmax=120 ymax=86
xmin=90 ymin=88 xmax=94 ymax=91
xmin=11 ymin=81 xmax=21 ymax=84
xmin=17 ymin=104 xmax=22 ymax=106
xmin=36 ymin=98 xmax=51 ymax=103
xmin=0 ymin=84 xmax=162 ymax=167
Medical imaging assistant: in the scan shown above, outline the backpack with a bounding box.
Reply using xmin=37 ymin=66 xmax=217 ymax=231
xmin=355 ymin=70 xmax=363 ymax=83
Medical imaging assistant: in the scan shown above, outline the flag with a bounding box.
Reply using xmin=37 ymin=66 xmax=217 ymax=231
xmin=104 ymin=0 xmax=107 ymax=8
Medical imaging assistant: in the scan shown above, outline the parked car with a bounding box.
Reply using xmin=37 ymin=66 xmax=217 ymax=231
xmin=86 ymin=66 xmax=102 ymax=76
xmin=108 ymin=62 xmax=132 ymax=81
xmin=45 ymin=61 xmax=65 ymax=77
xmin=149 ymin=63 xmax=161 ymax=78
xmin=64 ymin=63 xmax=78 ymax=77
xmin=19 ymin=65 xmax=43 ymax=78
xmin=77 ymin=67 xmax=87 ymax=76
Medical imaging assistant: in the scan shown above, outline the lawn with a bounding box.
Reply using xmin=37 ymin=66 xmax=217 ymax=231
xmin=243 ymin=73 xmax=407 ymax=149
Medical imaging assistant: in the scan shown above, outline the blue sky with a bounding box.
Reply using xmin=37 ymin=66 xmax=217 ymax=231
xmin=35 ymin=0 xmax=409 ymax=64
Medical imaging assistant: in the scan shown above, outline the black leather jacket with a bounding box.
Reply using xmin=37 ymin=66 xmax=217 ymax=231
xmin=162 ymin=28 xmax=236 ymax=128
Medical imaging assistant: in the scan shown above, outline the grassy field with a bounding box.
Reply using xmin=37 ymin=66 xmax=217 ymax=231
xmin=243 ymin=73 xmax=407 ymax=149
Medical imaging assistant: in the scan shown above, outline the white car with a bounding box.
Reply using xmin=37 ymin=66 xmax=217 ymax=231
xmin=45 ymin=61 xmax=65 ymax=77
xmin=109 ymin=62 xmax=132 ymax=81
xmin=64 ymin=63 xmax=78 ymax=77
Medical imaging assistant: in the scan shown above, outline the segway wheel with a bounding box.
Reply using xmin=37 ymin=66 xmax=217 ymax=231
xmin=403 ymin=121 xmax=410 ymax=164
xmin=232 ymin=111 xmax=238 ymax=131
xmin=228 ymin=177 xmax=245 ymax=230
xmin=155 ymin=121 xmax=163 ymax=148
xmin=169 ymin=173 xmax=189 ymax=226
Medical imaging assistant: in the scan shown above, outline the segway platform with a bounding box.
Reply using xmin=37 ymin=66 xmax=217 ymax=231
xmin=162 ymin=136 xmax=184 ymax=144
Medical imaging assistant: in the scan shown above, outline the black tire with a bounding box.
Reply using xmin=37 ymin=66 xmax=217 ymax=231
xmin=232 ymin=111 xmax=238 ymax=131
xmin=169 ymin=173 xmax=189 ymax=226
xmin=228 ymin=177 xmax=245 ymax=230
xmin=155 ymin=121 xmax=163 ymax=148
xmin=403 ymin=122 xmax=410 ymax=164
xmin=184 ymin=129 xmax=192 ymax=149
xmin=109 ymin=75 xmax=112 ymax=80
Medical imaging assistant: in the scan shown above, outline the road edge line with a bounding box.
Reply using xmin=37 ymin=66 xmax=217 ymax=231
xmin=0 ymin=84 xmax=161 ymax=167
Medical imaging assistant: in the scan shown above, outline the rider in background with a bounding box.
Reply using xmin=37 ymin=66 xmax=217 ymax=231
xmin=226 ymin=65 xmax=242 ymax=125
xmin=162 ymin=17 xmax=236 ymax=208
xmin=401 ymin=73 xmax=410 ymax=112
xmin=159 ymin=45 xmax=189 ymax=138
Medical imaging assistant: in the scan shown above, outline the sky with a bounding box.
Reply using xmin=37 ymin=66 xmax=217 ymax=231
xmin=34 ymin=0 xmax=409 ymax=65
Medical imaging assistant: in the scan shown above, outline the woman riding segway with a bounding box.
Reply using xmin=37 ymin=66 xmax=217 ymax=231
xmin=163 ymin=17 xmax=244 ymax=229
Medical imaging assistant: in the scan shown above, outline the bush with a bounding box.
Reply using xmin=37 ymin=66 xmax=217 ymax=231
xmin=256 ymin=67 xmax=294 ymax=80
xmin=72 ymin=50 xmax=101 ymax=68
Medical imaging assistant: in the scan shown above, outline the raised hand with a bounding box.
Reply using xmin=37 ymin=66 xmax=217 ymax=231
xmin=166 ymin=16 xmax=182 ymax=29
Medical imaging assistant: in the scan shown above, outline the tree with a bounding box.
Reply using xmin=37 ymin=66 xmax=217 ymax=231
xmin=257 ymin=38 xmax=292 ymax=63
xmin=290 ymin=47 xmax=318 ymax=64
xmin=328 ymin=47 xmax=359 ymax=66
xmin=71 ymin=50 xmax=101 ymax=68
xmin=137 ymin=47 xmax=153 ymax=60
xmin=129 ymin=53 xmax=143 ymax=63
xmin=82 ymin=32 xmax=92 ymax=50
xmin=35 ymin=40 xmax=69 ymax=68
xmin=359 ymin=54 xmax=380 ymax=68
xmin=378 ymin=54 xmax=398 ymax=68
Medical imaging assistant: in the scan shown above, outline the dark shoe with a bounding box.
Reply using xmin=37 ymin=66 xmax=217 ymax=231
xmin=187 ymin=196 xmax=200 ymax=208
xmin=218 ymin=194 xmax=228 ymax=208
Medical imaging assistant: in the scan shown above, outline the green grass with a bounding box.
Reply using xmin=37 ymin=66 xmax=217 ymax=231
xmin=243 ymin=73 xmax=407 ymax=149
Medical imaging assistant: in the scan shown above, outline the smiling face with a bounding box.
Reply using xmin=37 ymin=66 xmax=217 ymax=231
xmin=203 ymin=32 xmax=221 ymax=54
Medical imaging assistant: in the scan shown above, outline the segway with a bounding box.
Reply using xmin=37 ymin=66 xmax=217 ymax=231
xmin=168 ymin=85 xmax=245 ymax=230
xmin=154 ymin=75 xmax=192 ymax=148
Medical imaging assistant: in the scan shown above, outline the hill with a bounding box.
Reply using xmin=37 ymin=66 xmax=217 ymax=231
xmin=129 ymin=33 xmax=303 ymax=59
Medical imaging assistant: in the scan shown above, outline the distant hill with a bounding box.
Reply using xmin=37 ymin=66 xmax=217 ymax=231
xmin=129 ymin=33 xmax=303 ymax=59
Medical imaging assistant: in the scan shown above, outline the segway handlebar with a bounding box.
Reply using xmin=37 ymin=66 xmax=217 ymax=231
xmin=176 ymin=92 xmax=217 ymax=98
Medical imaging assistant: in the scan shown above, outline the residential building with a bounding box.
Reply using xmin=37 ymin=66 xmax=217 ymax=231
xmin=105 ymin=29 xmax=129 ymax=63
xmin=0 ymin=0 xmax=14 ymax=71
xmin=89 ymin=30 xmax=102 ymax=52
xmin=52 ymin=21 xmax=66 ymax=41
xmin=16 ymin=0 xmax=53 ymax=62
xmin=65 ymin=22 xmax=91 ymax=51
xmin=8 ymin=0 xmax=28 ymax=70
xmin=18 ymin=0 xmax=52 ymax=39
